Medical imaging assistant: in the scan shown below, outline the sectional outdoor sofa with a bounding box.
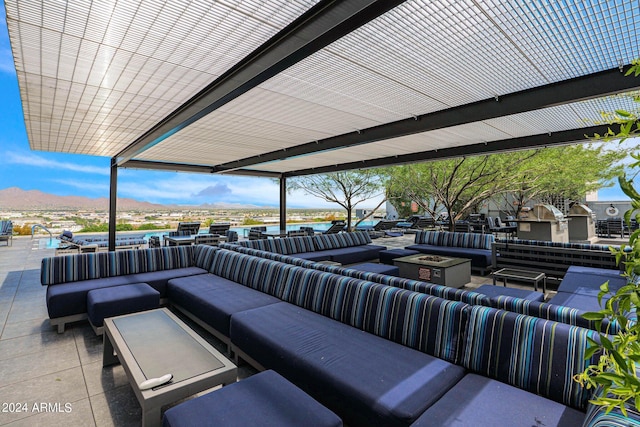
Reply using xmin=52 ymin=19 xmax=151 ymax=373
xmin=226 ymin=231 xmax=386 ymax=264
xmin=403 ymin=230 xmax=494 ymax=274
xmin=40 ymin=244 xmax=640 ymax=426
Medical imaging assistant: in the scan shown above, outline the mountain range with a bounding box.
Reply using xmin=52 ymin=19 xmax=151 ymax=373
xmin=0 ymin=187 xmax=262 ymax=210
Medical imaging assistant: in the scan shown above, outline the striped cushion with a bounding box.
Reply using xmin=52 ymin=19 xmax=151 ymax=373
xmin=462 ymin=306 xmax=599 ymax=410
xmin=282 ymin=266 xmax=468 ymax=363
xmin=313 ymin=231 xmax=372 ymax=250
xmin=491 ymin=295 xmax=620 ymax=334
xmin=41 ymin=246 xmax=195 ymax=285
xmin=415 ymin=231 xmax=494 ymax=250
xmin=210 ymin=250 xmax=292 ymax=299
xmin=231 ymin=236 xmax=315 ymax=254
xmin=582 ymin=389 xmax=640 ymax=426
xmin=496 ymin=238 xmax=617 ymax=252
xmin=193 ymin=244 xmax=219 ymax=269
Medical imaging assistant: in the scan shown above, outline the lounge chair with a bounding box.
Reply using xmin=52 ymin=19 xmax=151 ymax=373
xmin=396 ymin=215 xmax=436 ymax=232
xmin=149 ymin=236 xmax=161 ymax=248
xmin=248 ymin=226 xmax=267 ymax=240
xmin=322 ymin=221 xmax=345 ymax=234
xmin=56 ymin=231 xmax=145 ymax=254
xmin=356 ymin=220 xmax=402 ymax=238
xmin=208 ymin=223 xmax=230 ymax=234
xmin=176 ymin=222 xmax=201 ymax=235
xmin=287 ymin=230 xmax=307 ymax=237
xmin=0 ymin=220 xmax=14 ymax=246
xmin=194 ymin=234 xmax=220 ymax=246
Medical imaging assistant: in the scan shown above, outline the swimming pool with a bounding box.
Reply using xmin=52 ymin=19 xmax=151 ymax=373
xmin=40 ymin=221 xmax=378 ymax=249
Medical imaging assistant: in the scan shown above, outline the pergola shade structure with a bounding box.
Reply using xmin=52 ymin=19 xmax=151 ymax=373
xmin=5 ymin=0 xmax=640 ymax=245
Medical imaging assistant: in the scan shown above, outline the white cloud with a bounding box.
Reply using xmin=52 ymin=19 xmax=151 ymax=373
xmin=6 ymin=152 xmax=109 ymax=175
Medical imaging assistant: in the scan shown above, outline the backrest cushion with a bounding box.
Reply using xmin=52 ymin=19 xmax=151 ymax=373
xmin=496 ymin=238 xmax=617 ymax=252
xmin=415 ymin=231 xmax=494 ymax=249
xmin=313 ymin=231 xmax=372 ymax=250
xmin=41 ymin=246 xmax=195 ymax=285
xmin=193 ymin=244 xmax=219 ymax=270
xmin=210 ymin=250 xmax=292 ymax=299
xmin=462 ymin=306 xmax=599 ymax=409
xmin=233 ymin=236 xmax=315 ymax=254
xmin=490 ymin=295 xmax=619 ymax=334
xmin=283 ymin=266 xmax=469 ymax=364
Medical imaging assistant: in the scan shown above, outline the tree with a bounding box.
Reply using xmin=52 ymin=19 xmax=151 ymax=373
xmin=386 ymin=153 xmax=536 ymax=230
xmin=288 ymin=170 xmax=385 ymax=231
xmin=494 ymin=144 xmax=628 ymax=217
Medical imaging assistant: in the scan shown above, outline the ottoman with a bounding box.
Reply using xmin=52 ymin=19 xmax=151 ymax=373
xmin=474 ymin=284 xmax=545 ymax=302
xmin=162 ymin=370 xmax=343 ymax=427
xmin=378 ymin=248 xmax=420 ymax=265
xmin=347 ymin=262 xmax=399 ymax=276
xmin=87 ymin=283 xmax=160 ymax=335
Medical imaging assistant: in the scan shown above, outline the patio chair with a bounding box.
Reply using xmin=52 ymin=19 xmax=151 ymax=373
xmin=299 ymin=226 xmax=316 ymax=236
xmin=0 ymin=220 xmax=13 ymax=246
xmin=208 ymin=223 xmax=230 ymax=234
xmin=322 ymin=221 xmax=345 ymax=234
xmin=176 ymin=222 xmax=201 ymax=235
xmin=225 ymin=230 xmax=239 ymax=242
xmin=248 ymin=226 xmax=267 ymax=240
xmin=356 ymin=219 xmax=402 ymax=238
xmin=194 ymin=234 xmax=220 ymax=246
xmin=148 ymin=236 xmax=161 ymax=248
xmin=287 ymin=230 xmax=307 ymax=237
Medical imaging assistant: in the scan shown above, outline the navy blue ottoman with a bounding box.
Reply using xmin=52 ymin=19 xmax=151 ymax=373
xmin=347 ymin=262 xmax=399 ymax=276
xmin=162 ymin=370 xmax=342 ymax=427
xmin=87 ymin=283 xmax=159 ymax=335
xmin=474 ymin=284 xmax=544 ymax=302
xmin=378 ymin=248 xmax=420 ymax=265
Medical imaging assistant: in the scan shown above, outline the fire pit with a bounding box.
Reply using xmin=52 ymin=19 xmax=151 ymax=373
xmin=418 ymin=255 xmax=449 ymax=263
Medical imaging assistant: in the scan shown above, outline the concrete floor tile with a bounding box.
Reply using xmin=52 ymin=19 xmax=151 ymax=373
xmin=0 ymin=367 xmax=88 ymax=425
xmin=89 ymin=385 xmax=141 ymax=427
xmin=81 ymin=361 xmax=130 ymax=397
xmin=0 ymin=318 xmax=52 ymax=341
xmin=5 ymin=302 xmax=48 ymax=325
xmin=73 ymin=324 xmax=105 ymax=365
xmin=0 ymin=343 xmax=80 ymax=386
xmin=0 ymin=329 xmax=76 ymax=361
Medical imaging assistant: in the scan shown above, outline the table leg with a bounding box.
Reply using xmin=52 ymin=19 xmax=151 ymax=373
xmin=533 ymin=279 xmax=538 ymax=292
xmin=492 ymin=275 xmax=496 ymax=286
xmin=102 ymin=333 xmax=119 ymax=367
xmin=142 ymin=405 xmax=161 ymax=427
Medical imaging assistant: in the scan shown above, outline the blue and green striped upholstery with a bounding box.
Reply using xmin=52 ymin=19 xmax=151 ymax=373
xmin=415 ymin=231 xmax=494 ymax=250
xmin=225 ymin=245 xmax=489 ymax=305
xmin=210 ymin=250 xmax=292 ymax=300
xmin=235 ymin=236 xmax=315 ymax=254
xmin=282 ymin=265 xmax=469 ymax=364
xmin=312 ymin=231 xmax=372 ymax=250
xmin=490 ymin=295 xmax=620 ymax=334
xmin=193 ymin=244 xmax=219 ymax=269
xmin=41 ymin=246 xmax=195 ymax=285
xmin=582 ymin=388 xmax=640 ymax=426
xmin=462 ymin=305 xmax=599 ymax=410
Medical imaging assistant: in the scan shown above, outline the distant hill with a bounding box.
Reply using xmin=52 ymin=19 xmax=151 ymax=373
xmin=0 ymin=187 xmax=268 ymax=210
xmin=0 ymin=187 xmax=165 ymax=211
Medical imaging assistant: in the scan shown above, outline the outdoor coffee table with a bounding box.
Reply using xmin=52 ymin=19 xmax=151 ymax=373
xmin=393 ymin=254 xmax=471 ymax=288
xmin=492 ymin=267 xmax=547 ymax=293
xmin=103 ymin=308 xmax=237 ymax=427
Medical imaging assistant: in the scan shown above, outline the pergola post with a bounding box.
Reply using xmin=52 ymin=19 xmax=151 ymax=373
xmin=108 ymin=158 xmax=118 ymax=252
xmin=279 ymin=176 xmax=287 ymax=232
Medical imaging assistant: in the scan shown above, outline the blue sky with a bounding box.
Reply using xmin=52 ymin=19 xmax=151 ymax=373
xmin=0 ymin=5 xmax=634 ymax=209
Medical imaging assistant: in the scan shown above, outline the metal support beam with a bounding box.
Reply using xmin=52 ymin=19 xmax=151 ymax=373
xmin=213 ymin=66 xmax=640 ymax=172
xmin=279 ymin=176 xmax=287 ymax=232
xmin=115 ymin=0 xmax=405 ymax=166
xmin=285 ymin=124 xmax=614 ymax=176
xmin=121 ymin=159 xmax=281 ymax=178
xmin=108 ymin=159 xmax=118 ymax=252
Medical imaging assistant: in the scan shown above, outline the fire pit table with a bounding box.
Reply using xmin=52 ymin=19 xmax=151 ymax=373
xmin=393 ymin=254 xmax=471 ymax=288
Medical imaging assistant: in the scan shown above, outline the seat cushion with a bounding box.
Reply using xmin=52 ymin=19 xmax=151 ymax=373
xmin=162 ymin=370 xmax=342 ymax=427
xmin=321 ymin=244 xmax=386 ymax=264
xmin=87 ymin=283 xmax=159 ymax=327
xmin=346 ymin=262 xmax=399 ymax=276
xmin=411 ymin=374 xmax=586 ymax=427
xmin=124 ymin=266 xmax=207 ymax=295
xmin=558 ymin=270 xmax=627 ymax=295
xmin=230 ymin=302 xmax=466 ymax=427
xmin=547 ymin=291 xmax=606 ymax=312
xmin=47 ymin=276 xmax=133 ymax=319
xmin=167 ymin=274 xmax=281 ymax=337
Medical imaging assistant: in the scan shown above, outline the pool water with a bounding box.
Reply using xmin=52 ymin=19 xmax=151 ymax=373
xmin=40 ymin=221 xmax=378 ymax=249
